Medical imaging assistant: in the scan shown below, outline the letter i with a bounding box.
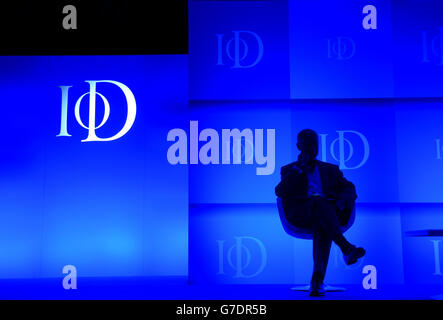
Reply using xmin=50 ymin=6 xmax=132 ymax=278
xmin=57 ymin=86 xmax=72 ymax=137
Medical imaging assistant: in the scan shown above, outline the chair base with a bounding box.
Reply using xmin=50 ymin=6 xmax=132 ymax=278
xmin=291 ymin=284 xmax=346 ymax=292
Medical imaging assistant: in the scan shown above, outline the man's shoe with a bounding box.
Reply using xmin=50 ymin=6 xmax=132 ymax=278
xmin=344 ymin=246 xmax=366 ymax=266
xmin=309 ymin=282 xmax=325 ymax=297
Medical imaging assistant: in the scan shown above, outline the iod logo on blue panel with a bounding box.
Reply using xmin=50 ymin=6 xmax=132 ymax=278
xmin=422 ymin=28 xmax=443 ymax=66
xmin=216 ymin=31 xmax=264 ymax=69
xmin=217 ymin=236 xmax=267 ymax=279
xmin=327 ymin=37 xmax=356 ymax=61
xmin=319 ymin=130 xmax=370 ymax=170
xmin=57 ymin=80 xmax=136 ymax=142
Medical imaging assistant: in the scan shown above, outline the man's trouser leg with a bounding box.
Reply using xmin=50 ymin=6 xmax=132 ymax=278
xmin=312 ymin=226 xmax=332 ymax=284
xmin=311 ymin=197 xmax=354 ymax=256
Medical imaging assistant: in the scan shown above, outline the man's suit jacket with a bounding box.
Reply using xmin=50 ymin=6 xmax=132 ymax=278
xmin=275 ymin=160 xmax=357 ymax=228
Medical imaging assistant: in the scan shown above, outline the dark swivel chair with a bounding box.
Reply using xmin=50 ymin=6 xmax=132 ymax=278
xmin=276 ymin=197 xmax=356 ymax=292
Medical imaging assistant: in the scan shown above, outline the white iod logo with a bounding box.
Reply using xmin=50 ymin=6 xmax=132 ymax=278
xmin=56 ymin=80 xmax=137 ymax=142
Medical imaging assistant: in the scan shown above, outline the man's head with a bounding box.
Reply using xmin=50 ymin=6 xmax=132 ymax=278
xmin=297 ymin=129 xmax=319 ymax=161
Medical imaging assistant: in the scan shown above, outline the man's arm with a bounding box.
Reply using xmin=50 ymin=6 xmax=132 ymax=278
xmin=335 ymin=165 xmax=357 ymax=201
xmin=275 ymin=165 xmax=303 ymax=198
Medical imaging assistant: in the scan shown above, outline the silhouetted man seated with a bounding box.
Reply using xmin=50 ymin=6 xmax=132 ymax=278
xmin=275 ymin=129 xmax=365 ymax=297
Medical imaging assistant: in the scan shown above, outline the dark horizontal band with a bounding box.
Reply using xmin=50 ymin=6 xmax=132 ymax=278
xmin=0 ymin=1 xmax=188 ymax=55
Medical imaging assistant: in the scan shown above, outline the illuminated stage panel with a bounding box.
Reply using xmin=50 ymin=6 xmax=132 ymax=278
xmin=290 ymin=101 xmax=399 ymax=203
xmin=189 ymin=0 xmax=290 ymax=100
xmin=189 ymin=204 xmax=296 ymax=284
xmin=189 ymin=204 xmax=404 ymax=285
xmin=0 ymin=55 xmax=189 ymax=278
xmin=0 ymin=56 xmax=52 ymax=278
xmin=290 ymin=205 xmax=404 ymax=285
xmin=189 ymin=101 xmax=398 ymax=204
xmin=401 ymin=204 xmax=443 ymax=285
xmin=396 ymin=102 xmax=443 ymax=202
xmin=321 ymin=204 xmax=404 ymax=285
xmin=391 ymin=1 xmax=443 ymax=97
xmin=289 ymin=0 xmax=394 ymax=99
xmin=188 ymin=103 xmax=292 ymax=204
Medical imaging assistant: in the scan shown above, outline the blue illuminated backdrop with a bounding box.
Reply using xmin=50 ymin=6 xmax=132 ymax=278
xmin=189 ymin=0 xmax=290 ymax=100
xmin=187 ymin=0 xmax=443 ymax=289
xmin=0 ymin=55 xmax=188 ymax=278
xmin=1 ymin=0 xmax=443 ymax=294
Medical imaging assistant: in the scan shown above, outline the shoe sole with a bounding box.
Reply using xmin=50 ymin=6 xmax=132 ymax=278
xmin=309 ymin=291 xmax=325 ymax=297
